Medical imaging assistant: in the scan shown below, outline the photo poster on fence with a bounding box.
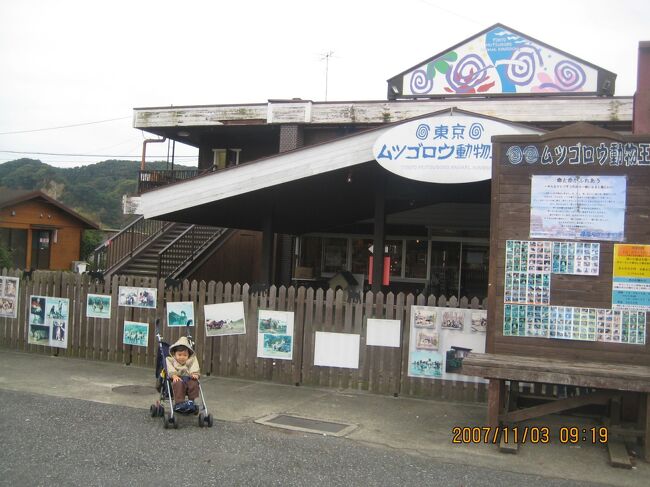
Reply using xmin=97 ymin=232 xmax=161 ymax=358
xmin=313 ymin=331 xmax=360 ymax=369
xmin=117 ymin=286 xmax=157 ymax=309
xmin=123 ymin=320 xmax=149 ymax=347
xmin=204 ymin=301 xmax=246 ymax=337
xmin=366 ymin=319 xmax=401 ymax=347
xmin=86 ymin=293 xmax=112 ymax=319
xmin=28 ymin=295 xmax=70 ymax=349
xmin=167 ymin=301 xmax=195 ymax=327
xmin=408 ymin=306 xmax=487 ymax=382
xmin=0 ymin=276 xmax=19 ymax=319
xmin=257 ymin=309 xmax=294 ymax=360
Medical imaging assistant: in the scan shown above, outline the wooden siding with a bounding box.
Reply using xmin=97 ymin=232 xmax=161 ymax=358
xmin=0 ymin=199 xmax=86 ymax=270
xmin=487 ymin=127 xmax=650 ymax=366
xmin=0 ymin=270 xmax=488 ymax=402
xmin=134 ymin=97 xmax=633 ymax=128
xmin=187 ymin=230 xmax=262 ymax=285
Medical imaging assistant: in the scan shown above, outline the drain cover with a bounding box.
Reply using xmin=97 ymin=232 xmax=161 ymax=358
xmin=112 ymin=385 xmax=155 ymax=395
xmin=255 ymin=414 xmax=357 ymax=437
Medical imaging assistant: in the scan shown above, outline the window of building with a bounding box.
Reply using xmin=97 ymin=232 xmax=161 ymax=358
xmin=321 ymin=237 xmax=348 ymax=274
xmin=350 ymin=238 xmax=372 ymax=274
xmin=212 ymin=148 xmax=242 ymax=170
xmin=429 ymin=241 xmax=460 ymax=297
xmin=298 ymin=236 xmax=321 ymax=272
xmin=460 ymin=245 xmax=489 ymax=299
xmin=0 ymin=227 xmax=27 ymax=269
xmin=386 ymin=240 xmax=402 ymax=277
xmin=405 ymin=240 xmax=428 ymax=279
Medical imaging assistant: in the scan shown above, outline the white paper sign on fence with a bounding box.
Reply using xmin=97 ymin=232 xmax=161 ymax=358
xmin=314 ymin=331 xmax=360 ymax=369
xmin=366 ymin=319 xmax=401 ymax=347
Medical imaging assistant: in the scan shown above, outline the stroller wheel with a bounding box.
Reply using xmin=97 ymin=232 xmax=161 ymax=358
xmin=157 ymin=405 xmax=164 ymax=417
xmin=149 ymin=405 xmax=156 ymax=417
xmin=198 ymin=413 xmax=205 ymax=428
xmin=172 ymin=415 xmax=179 ymax=429
xmin=206 ymin=414 xmax=214 ymax=428
xmin=163 ymin=414 xmax=170 ymax=429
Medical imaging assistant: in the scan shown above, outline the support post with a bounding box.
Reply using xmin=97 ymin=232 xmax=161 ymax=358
xmin=371 ymin=172 xmax=386 ymax=293
xmin=261 ymin=214 xmax=274 ymax=287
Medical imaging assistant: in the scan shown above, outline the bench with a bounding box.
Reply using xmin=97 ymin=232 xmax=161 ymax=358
xmin=462 ymin=352 xmax=650 ymax=464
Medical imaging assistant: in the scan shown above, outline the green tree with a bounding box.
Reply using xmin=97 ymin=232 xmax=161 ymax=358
xmin=80 ymin=230 xmax=106 ymax=261
xmin=0 ymin=243 xmax=12 ymax=269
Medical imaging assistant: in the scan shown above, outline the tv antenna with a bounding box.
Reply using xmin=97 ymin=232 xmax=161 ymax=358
xmin=320 ymin=50 xmax=335 ymax=101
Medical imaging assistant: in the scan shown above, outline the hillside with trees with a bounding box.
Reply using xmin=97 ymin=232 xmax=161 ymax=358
xmin=0 ymin=158 xmax=195 ymax=229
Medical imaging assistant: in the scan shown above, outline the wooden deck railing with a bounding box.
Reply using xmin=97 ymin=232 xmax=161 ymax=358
xmin=89 ymin=216 xmax=167 ymax=273
xmin=138 ymin=169 xmax=200 ymax=194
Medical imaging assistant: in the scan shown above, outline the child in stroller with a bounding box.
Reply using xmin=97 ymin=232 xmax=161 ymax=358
xmin=167 ymin=336 xmax=200 ymax=412
xmin=150 ymin=321 xmax=213 ymax=429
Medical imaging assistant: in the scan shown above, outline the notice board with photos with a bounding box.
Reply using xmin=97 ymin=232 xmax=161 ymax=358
xmin=487 ymin=123 xmax=650 ymax=366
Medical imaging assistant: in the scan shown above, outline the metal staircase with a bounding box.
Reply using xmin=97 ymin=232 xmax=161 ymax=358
xmin=90 ymin=216 xmax=228 ymax=279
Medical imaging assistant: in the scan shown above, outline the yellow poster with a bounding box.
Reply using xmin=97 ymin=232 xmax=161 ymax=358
xmin=613 ymin=244 xmax=650 ymax=278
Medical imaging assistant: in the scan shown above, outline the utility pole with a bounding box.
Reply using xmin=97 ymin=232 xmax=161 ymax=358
xmin=320 ymin=50 xmax=334 ymax=101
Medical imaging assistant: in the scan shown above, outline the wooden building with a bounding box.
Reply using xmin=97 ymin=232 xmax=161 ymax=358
xmin=133 ymin=24 xmax=631 ymax=299
xmin=0 ymin=189 xmax=98 ymax=271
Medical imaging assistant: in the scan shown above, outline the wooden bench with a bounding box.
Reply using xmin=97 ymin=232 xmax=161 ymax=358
xmin=462 ymin=352 xmax=650 ymax=464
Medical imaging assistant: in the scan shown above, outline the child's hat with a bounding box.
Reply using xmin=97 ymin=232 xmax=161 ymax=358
xmin=169 ymin=336 xmax=194 ymax=356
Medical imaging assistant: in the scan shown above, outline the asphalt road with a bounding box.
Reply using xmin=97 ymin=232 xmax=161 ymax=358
xmin=0 ymin=390 xmax=603 ymax=487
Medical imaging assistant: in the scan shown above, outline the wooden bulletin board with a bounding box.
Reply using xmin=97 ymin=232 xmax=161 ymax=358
xmin=487 ymin=122 xmax=650 ymax=366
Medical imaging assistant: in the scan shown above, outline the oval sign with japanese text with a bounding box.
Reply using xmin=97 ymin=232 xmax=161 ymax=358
xmin=372 ymin=114 xmax=539 ymax=184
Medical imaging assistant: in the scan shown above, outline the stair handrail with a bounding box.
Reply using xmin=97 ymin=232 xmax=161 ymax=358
xmin=89 ymin=215 xmax=169 ymax=274
xmin=158 ymin=224 xmax=228 ymax=279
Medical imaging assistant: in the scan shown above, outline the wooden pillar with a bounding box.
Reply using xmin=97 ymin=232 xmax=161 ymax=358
xmin=25 ymin=227 xmax=33 ymax=270
xmin=371 ymin=172 xmax=386 ymax=293
xmin=276 ymin=124 xmax=304 ymax=285
xmin=645 ymin=392 xmax=650 ymax=462
xmin=260 ymin=214 xmax=273 ymax=286
xmin=487 ymin=379 xmax=505 ymax=427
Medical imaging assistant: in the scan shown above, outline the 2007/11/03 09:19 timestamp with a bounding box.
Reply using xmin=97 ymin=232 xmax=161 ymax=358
xmin=451 ymin=426 xmax=609 ymax=444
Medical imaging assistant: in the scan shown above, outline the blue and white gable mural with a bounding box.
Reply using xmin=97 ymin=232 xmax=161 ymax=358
xmin=387 ymin=24 xmax=616 ymax=98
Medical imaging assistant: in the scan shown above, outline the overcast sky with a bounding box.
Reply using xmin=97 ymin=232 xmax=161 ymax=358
xmin=0 ymin=0 xmax=648 ymax=168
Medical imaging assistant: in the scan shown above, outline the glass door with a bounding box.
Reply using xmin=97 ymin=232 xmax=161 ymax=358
xmin=428 ymin=242 xmax=460 ymax=297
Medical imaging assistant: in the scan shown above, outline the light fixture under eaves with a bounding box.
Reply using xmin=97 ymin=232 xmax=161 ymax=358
xmin=177 ymin=130 xmax=190 ymax=137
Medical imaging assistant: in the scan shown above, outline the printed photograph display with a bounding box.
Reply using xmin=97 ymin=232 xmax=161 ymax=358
xmin=123 ymin=320 xmax=149 ymax=347
xmin=413 ymin=307 xmax=436 ymax=328
xmin=410 ymin=350 xmax=443 ymax=378
xmin=28 ymin=295 xmax=69 ymax=348
xmin=504 ymin=240 xmax=551 ymax=305
xmin=86 ymin=293 xmax=111 ymax=319
xmin=415 ymin=329 xmax=439 ymax=350
xmin=204 ymin=301 xmax=246 ymax=337
xmin=507 ymin=304 xmax=646 ymax=345
xmin=0 ymin=276 xmax=19 ymax=319
xmin=167 ymin=301 xmax=195 ymax=327
xmin=552 ymin=242 xmax=600 ymax=276
xmin=441 ymin=310 xmax=464 ymax=330
xmin=470 ymin=311 xmax=487 ymax=333
xmin=118 ymin=286 xmax=157 ymax=309
xmin=257 ymin=309 xmax=294 ymax=360
xmin=408 ymin=305 xmax=486 ymax=382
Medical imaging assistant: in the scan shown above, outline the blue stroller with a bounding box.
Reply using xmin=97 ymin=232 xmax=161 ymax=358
xmin=149 ymin=320 xmax=213 ymax=429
